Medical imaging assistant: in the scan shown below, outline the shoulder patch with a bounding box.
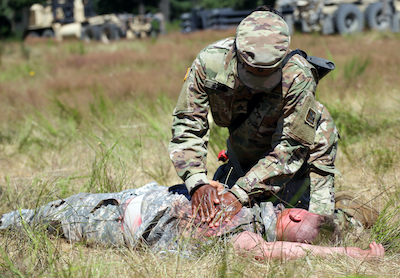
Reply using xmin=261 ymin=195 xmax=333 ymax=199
xmin=305 ymin=107 xmax=316 ymax=127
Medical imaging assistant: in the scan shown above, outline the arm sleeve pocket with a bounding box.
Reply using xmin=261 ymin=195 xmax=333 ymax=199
xmin=287 ymin=94 xmax=318 ymax=146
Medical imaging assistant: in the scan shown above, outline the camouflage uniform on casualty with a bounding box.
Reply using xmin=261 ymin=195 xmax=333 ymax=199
xmin=138 ymin=187 xmax=280 ymax=249
xmin=0 ymin=182 xmax=280 ymax=249
xmin=169 ymin=10 xmax=339 ymax=214
xmin=0 ymin=182 xmax=160 ymax=247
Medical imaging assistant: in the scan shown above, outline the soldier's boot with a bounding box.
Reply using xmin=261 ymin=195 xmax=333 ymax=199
xmin=335 ymin=191 xmax=379 ymax=229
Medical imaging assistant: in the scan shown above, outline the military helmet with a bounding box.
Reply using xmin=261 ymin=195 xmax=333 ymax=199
xmin=235 ymin=11 xmax=290 ymax=91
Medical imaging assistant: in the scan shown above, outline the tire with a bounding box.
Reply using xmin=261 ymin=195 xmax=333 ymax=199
xmin=334 ymin=4 xmax=364 ymax=34
xmin=100 ymin=23 xmax=120 ymax=43
xmin=82 ymin=25 xmax=101 ymax=42
xmin=27 ymin=31 xmax=40 ymax=38
xmin=365 ymin=2 xmax=391 ymax=31
xmin=42 ymin=29 xmax=55 ymax=37
xmin=119 ymin=27 xmax=127 ymax=38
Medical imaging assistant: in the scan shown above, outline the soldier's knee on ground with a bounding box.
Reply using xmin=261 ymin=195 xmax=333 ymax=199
xmin=335 ymin=191 xmax=379 ymax=229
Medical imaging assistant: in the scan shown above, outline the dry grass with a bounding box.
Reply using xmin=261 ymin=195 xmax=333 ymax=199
xmin=0 ymin=29 xmax=400 ymax=277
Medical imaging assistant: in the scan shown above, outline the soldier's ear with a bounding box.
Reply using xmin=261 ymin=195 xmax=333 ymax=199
xmin=289 ymin=213 xmax=301 ymax=222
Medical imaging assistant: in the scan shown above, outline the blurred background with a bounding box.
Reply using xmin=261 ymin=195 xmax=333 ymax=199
xmin=1 ymin=0 xmax=399 ymax=41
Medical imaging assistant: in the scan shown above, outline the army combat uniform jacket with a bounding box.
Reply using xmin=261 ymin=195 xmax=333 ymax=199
xmin=0 ymin=182 xmax=279 ymax=249
xmin=169 ymin=38 xmax=339 ymax=213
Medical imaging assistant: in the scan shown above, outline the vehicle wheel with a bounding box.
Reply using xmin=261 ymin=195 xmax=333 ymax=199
xmin=334 ymin=4 xmax=364 ymax=34
xmin=119 ymin=27 xmax=127 ymax=38
xmin=365 ymin=2 xmax=391 ymax=31
xmin=42 ymin=29 xmax=55 ymax=37
xmin=82 ymin=25 xmax=101 ymax=42
xmin=100 ymin=23 xmax=120 ymax=43
xmin=27 ymin=31 xmax=40 ymax=38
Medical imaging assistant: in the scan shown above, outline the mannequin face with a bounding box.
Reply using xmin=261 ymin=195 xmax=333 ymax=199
xmin=276 ymin=208 xmax=320 ymax=243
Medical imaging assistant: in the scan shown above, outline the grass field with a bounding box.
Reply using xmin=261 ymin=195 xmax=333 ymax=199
xmin=0 ymin=29 xmax=400 ymax=277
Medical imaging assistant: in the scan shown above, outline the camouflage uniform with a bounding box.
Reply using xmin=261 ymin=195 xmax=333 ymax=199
xmin=0 ymin=182 xmax=160 ymax=247
xmin=0 ymin=182 xmax=280 ymax=249
xmin=169 ymin=11 xmax=339 ymax=214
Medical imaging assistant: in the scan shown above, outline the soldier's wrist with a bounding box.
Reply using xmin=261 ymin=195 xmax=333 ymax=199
xmin=185 ymin=173 xmax=209 ymax=196
xmin=229 ymin=185 xmax=249 ymax=206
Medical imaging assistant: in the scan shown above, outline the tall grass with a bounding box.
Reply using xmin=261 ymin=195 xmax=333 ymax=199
xmin=342 ymin=56 xmax=371 ymax=84
xmin=85 ymin=136 xmax=128 ymax=193
xmin=371 ymin=189 xmax=400 ymax=253
xmin=0 ymin=30 xmax=399 ymax=276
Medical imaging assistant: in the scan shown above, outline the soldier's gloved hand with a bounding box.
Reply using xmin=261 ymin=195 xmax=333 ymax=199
xmin=191 ymin=184 xmax=220 ymax=223
xmin=210 ymin=191 xmax=242 ymax=228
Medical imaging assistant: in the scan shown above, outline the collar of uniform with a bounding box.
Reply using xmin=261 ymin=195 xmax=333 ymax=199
xmin=214 ymin=45 xmax=237 ymax=89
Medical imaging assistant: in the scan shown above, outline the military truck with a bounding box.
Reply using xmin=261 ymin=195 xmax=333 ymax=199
xmin=275 ymin=0 xmax=400 ymax=34
xmin=24 ymin=0 xmax=154 ymax=42
xmin=180 ymin=7 xmax=252 ymax=33
xmin=180 ymin=0 xmax=399 ymax=35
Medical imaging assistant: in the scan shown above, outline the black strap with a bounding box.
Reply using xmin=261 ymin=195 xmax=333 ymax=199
xmin=282 ymin=49 xmax=308 ymax=68
xmin=226 ymin=139 xmax=245 ymax=177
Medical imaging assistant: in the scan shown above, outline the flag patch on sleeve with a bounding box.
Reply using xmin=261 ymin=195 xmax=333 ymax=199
xmin=305 ymin=107 xmax=316 ymax=127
